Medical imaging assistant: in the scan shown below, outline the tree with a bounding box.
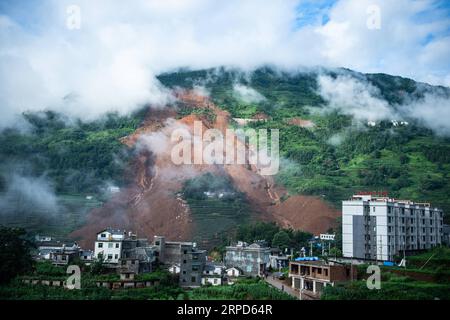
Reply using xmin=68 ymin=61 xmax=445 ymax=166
xmin=272 ymin=231 xmax=290 ymax=250
xmin=0 ymin=226 xmax=33 ymax=284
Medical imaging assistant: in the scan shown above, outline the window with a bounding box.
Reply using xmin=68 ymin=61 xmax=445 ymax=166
xmin=107 ymin=254 xmax=113 ymax=260
xmin=325 ymin=269 xmax=328 ymax=276
xmin=98 ymin=242 xmax=103 ymax=248
xmin=183 ymin=250 xmax=187 ymax=255
xmin=183 ymin=260 xmax=187 ymax=264
xmin=114 ymin=254 xmax=118 ymax=259
xmin=108 ymin=243 xmax=113 ymax=248
xmin=214 ymin=279 xmax=218 ymax=284
xmin=155 ymin=241 xmax=160 ymax=245
xmin=191 ymin=277 xmax=196 ymax=283
xmin=101 ymin=233 xmax=106 ymax=238
xmin=116 ymin=243 xmax=120 ymax=248
xmin=373 ymin=207 xmax=376 ymax=212
xmin=62 ymin=255 xmax=67 ymax=260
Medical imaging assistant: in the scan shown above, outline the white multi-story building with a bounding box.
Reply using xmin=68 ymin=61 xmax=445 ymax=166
xmin=94 ymin=229 xmax=127 ymax=264
xmin=343 ymin=194 xmax=444 ymax=261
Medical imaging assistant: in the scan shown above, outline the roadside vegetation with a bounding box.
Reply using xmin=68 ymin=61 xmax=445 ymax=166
xmin=322 ymin=247 xmax=450 ymax=300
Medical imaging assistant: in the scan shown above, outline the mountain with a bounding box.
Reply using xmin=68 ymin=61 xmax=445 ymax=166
xmin=1 ymin=66 xmax=449 ymax=247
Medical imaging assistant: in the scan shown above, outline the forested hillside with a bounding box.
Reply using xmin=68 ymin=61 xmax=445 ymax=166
xmin=158 ymin=67 xmax=450 ymax=220
xmin=1 ymin=66 xmax=449 ymax=233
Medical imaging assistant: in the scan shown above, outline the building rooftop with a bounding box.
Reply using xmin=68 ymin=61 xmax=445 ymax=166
xmin=347 ymin=194 xmax=438 ymax=208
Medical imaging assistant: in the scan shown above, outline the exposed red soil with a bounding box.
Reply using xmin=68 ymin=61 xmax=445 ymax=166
xmin=71 ymin=90 xmax=339 ymax=248
xmin=286 ymin=117 xmax=315 ymax=128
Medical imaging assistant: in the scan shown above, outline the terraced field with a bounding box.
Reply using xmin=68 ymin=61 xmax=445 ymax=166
xmin=186 ymin=197 xmax=250 ymax=248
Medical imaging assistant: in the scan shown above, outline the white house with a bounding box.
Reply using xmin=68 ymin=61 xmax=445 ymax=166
xmin=225 ymin=267 xmax=242 ymax=277
xmin=80 ymin=250 xmax=94 ymax=264
xmin=169 ymin=264 xmax=181 ymax=274
xmin=201 ymin=275 xmax=222 ymax=286
xmin=201 ymin=263 xmax=225 ymax=286
xmin=94 ymin=229 xmax=126 ymax=264
xmin=203 ymin=263 xmax=225 ymax=275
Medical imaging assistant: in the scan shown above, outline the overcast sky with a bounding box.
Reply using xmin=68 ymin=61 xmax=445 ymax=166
xmin=1 ymin=0 xmax=449 ymax=125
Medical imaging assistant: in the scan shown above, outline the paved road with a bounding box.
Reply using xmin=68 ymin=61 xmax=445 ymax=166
xmin=264 ymin=275 xmax=299 ymax=300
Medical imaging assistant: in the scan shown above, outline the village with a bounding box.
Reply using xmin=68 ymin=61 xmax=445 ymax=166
xmin=25 ymin=193 xmax=448 ymax=300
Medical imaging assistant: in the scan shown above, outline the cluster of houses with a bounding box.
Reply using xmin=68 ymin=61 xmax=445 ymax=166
xmin=35 ymin=228 xmax=292 ymax=289
xmin=33 ymin=194 xmax=449 ymax=298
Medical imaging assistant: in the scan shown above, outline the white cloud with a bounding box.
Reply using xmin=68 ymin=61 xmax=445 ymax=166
xmin=0 ymin=0 xmax=449 ymax=127
xmin=404 ymin=93 xmax=450 ymax=136
xmin=317 ymin=74 xmax=394 ymax=121
xmin=317 ymin=73 xmax=450 ymax=136
xmin=308 ymin=0 xmax=450 ymax=86
xmin=233 ymin=84 xmax=266 ymax=103
xmin=0 ymin=173 xmax=59 ymax=214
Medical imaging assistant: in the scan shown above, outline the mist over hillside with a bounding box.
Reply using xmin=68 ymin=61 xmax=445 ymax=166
xmin=1 ymin=66 xmax=449 ymax=240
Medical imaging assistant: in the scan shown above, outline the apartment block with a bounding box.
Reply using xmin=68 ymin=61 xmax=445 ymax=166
xmin=153 ymin=236 xmax=206 ymax=287
xmin=343 ymin=194 xmax=444 ymax=261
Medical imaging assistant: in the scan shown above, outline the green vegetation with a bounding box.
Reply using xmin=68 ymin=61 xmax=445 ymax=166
xmin=235 ymin=222 xmax=312 ymax=250
xmin=181 ymin=173 xmax=251 ymax=248
xmin=0 ymin=260 xmax=183 ymax=300
xmin=0 ymin=110 xmax=145 ymax=235
xmin=0 ymin=226 xmax=33 ymax=284
xmin=1 ymin=260 xmax=292 ymax=300
xmin=0 ymin=194 xmax=102 ymax=238
xmin=406 ymin=247 xmax=450 ymax=270
xmin=322 ymin=273 xmax=450 ymax=300
xmin=177 ymin=103 xmax=217 ymax=122
xmin=0 ymin=110 xmax=146 ymax=195
xmin=159 ymin=67 xmax=450 ymax=221
xmin=188 ymin=278 xmax=294 ymax=300
xmin=322 ymin=248 xmax=450 ymax=300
